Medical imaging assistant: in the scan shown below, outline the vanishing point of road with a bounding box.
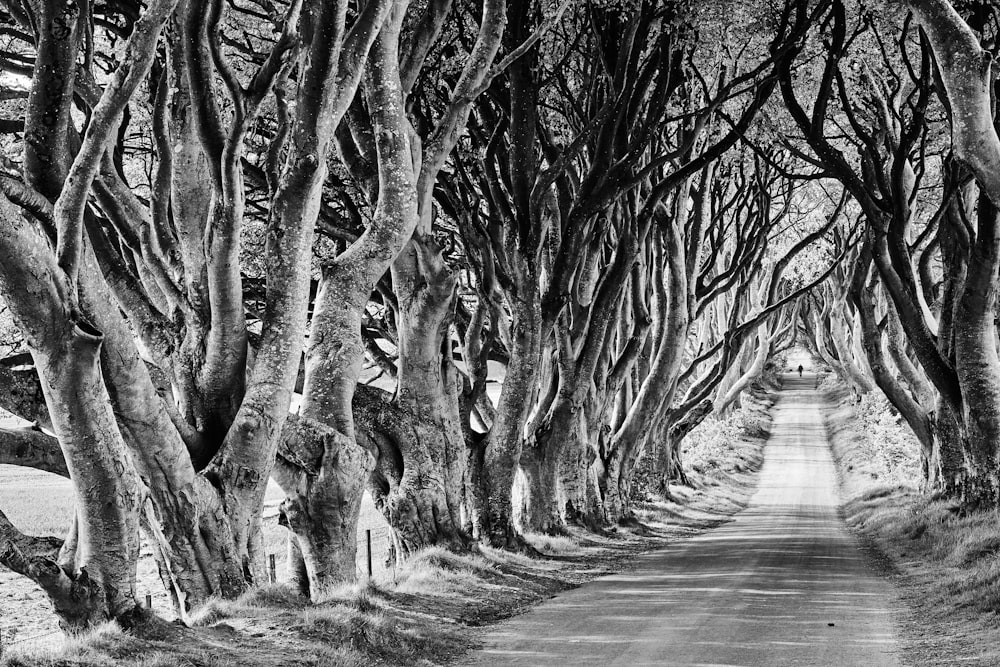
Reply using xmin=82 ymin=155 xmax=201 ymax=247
xmin=464 ymin=374 xmax=901 ymax=666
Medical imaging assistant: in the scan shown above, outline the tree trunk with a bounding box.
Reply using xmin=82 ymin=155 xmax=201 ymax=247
xmin=951 ymin=198 xmax=1000 ymax=506
xmin=0 ymin=195 xmax=143 ymax=632
xmin=378 ymin=234 xmax=471 ymax=553
xmin=559 ymin=427 xmax=605 ymax=530
xmin=200 ymin=0 xmax=395 ymax=587
xmin=276 ymin=416 xmax=372 ymax=596
xmin=602 ymin=222 xmax=688 ymax=524
xmin=32 ymin=329 xmax=144 ymax=631
xmin=79 ymin=246 xmax=247 ymax=611
xmin=477 ymin=287 xmax=542 ymax=548
xmin=657 ymin=400 xmax=713 ymax=497
xmin=272 ymin=1 xmax=415 ymax=598
xmin=929 ymin=402 xmax=965 ymax=495
xmin=603 ymin=447 xmax=632 ymax=523
xmin=519 ymin=441 xmax=565 ymax=534
xmin=849 ymin=246 xmax=937 ymax=469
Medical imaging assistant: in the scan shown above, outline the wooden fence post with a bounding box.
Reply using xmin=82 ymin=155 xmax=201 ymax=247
xmin=366 ymin=529 xmax=373 ymax=578
xmin=269 ymin=554 xmax=276 ymax=584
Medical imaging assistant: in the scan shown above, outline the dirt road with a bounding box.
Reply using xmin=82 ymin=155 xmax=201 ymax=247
xmin=463 ymin=374 xmax=901 ymax=666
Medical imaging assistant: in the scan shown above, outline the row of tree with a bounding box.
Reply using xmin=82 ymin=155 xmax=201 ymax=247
xmin=0 ymin=0 xmax=994 ymax=635
xmin=793 ymin=0 xmax=1000 ymax=505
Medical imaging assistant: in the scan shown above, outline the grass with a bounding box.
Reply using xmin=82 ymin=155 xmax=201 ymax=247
xmin=188 ymin=583 xmax=309 ymax=627
xmin=3 ymin=577 xmax=468 ymax=667
xmin=0 ymin=466 xmax=74 ymax=537
xmin=293 ymin=601 xmax=462 ymax=665
xmin=523 ymin=533 xmax=584 ymax=556
xmin=0 ymin=623 xmax=168 ymax=667
xmin=823 ymin=381 xmax=1000 ymax=665
xmin=824 ymin=389 xmax=921 ymax=498
xmin=390 ymin=548 xmax=493 ymax=596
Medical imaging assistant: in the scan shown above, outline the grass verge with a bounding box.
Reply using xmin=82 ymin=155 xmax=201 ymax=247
xmin=2 ymin=383 xmax=777 ymax=667
xmin=823 ymin=383 xmax=1000 ymax=666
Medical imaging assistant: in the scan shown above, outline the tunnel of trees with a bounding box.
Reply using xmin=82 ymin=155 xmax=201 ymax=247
xmin=0 ymin=0 xmax=997 ymax=632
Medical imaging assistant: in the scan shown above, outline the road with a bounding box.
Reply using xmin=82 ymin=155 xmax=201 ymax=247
xmin=463 ymin=374 xmax=901 ymax=666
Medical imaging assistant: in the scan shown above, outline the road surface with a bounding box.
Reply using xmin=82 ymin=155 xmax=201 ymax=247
xmin=463 ymin=374 xmax=901 ymax=666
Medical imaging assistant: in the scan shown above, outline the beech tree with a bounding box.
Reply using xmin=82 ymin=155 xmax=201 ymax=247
xmin=0 ymin=0 xmax=397 ymax=626
xmin=905 ymin=0 xmax=1000 ymax=502
xmin=0 ymin=0 xmax=184 ymax=630
xmin=270 ymin=0 xmax=536 ymax=595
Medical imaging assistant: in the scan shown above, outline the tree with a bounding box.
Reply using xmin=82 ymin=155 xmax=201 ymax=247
xmin=904 ymin=0 xmax=1000 ymax=503
xmin=0 ymin=0 xmax=181 ymax=630
xmin=0 ymin=0 xmax=396 ymax=624
xmin=273 ymin=0 xmax=417 ymax=598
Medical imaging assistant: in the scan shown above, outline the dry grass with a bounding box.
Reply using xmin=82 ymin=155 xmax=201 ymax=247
xmin=523 ymin=533 xmax=584 ymax=556
xmin=847 ymin=490 xmax=1000 ymax=614
xmin=292 ymin=600 xmax=461 ymax=665
xmin=3 ymin=578 xmax=467 ymax=667
xmin=0 ymin=623 xmax=197 ymax=667
xmin=390 ymin=547 xmax=492 ymax=596
xmin=824 ymin=382 xmax=1000 ymax=665
xmin=188 ymin=583 xmax=308 ymax=627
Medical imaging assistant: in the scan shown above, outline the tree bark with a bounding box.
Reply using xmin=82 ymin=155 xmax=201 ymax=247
xmin=0 ymin=353 xmax=52 ymax=428
xmin=657 ymin=399 xmax=713 ymax=497
xmin=0 ymin=423 xmax=65 ymax=476
xmin=951 ymin=197 xmax=1000 ymax=505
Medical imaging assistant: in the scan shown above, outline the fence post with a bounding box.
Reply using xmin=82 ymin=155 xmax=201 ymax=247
xmin=269 ymin=553 xmax=276 ymax=584
xmin=366 ymin=529 xmax=373 ymax=578
xmin=145 ymin=593 xmax=152 ymax=609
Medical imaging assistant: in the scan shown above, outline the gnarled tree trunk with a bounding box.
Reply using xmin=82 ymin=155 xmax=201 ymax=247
xmin=0 ymin=195 xmax=143 ymax=632
xmin=382 ymin=235 xmax=471 ymax=553
xmin=274 ymin=2 xmax=416 ymax=597
xmin=477 ymin=285 xmax=542 ymax=547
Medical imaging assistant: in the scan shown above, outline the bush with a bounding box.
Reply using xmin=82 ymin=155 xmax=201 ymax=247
xmin=853 ymin=392 xmax=921 ymax=487
xmin=683 ymin=417 xmax=742 ymax=474
xmin=754 ymin=360 xmax=784 ymax=393
xmin=729 ymin=405 xmax=771 ymax=439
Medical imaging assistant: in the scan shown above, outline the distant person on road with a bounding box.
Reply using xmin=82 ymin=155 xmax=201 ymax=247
xmin=797 ymin=364 xmax=803 ymax=377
